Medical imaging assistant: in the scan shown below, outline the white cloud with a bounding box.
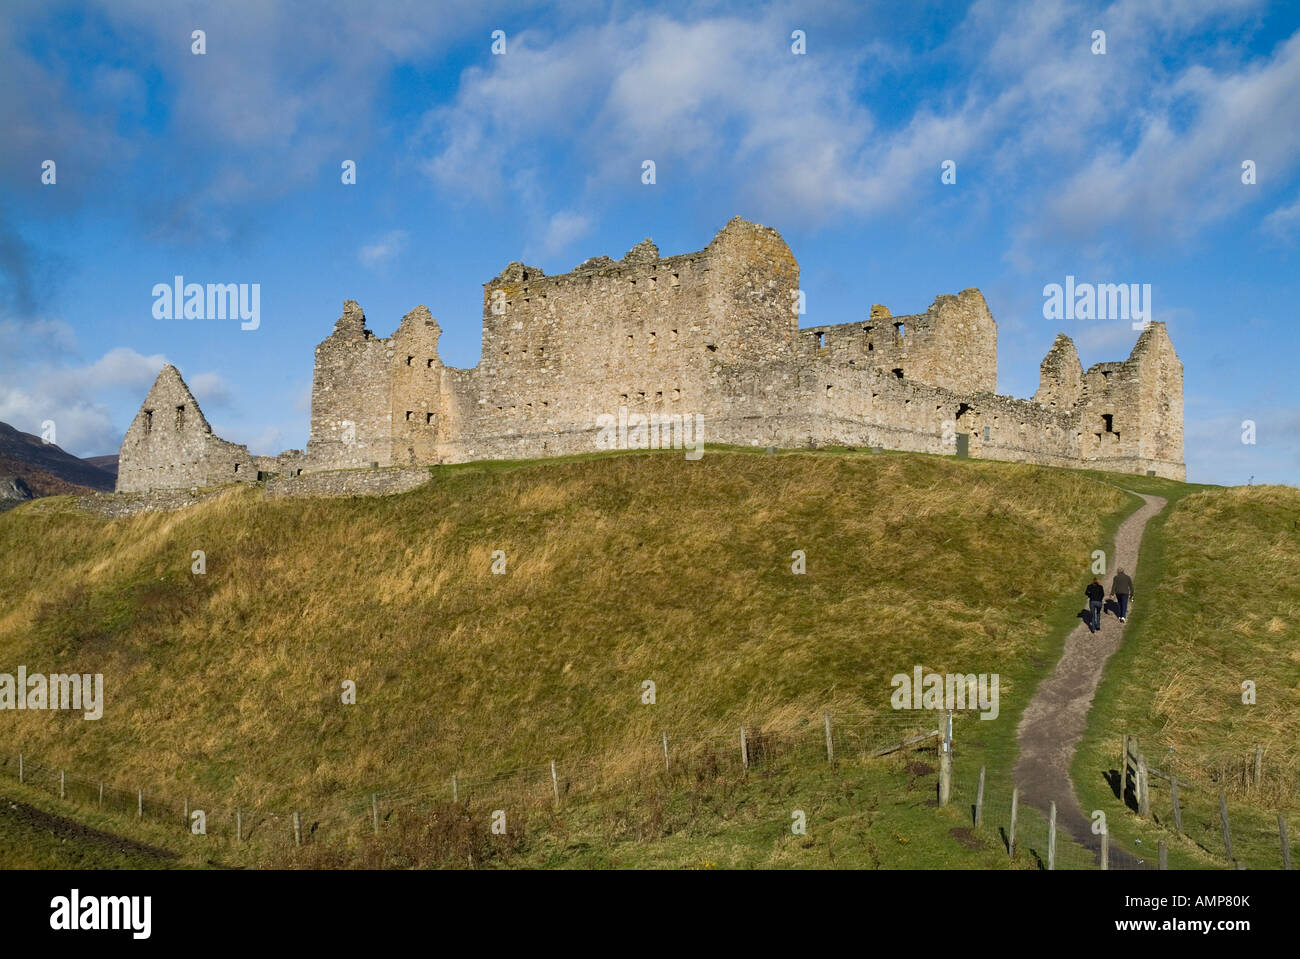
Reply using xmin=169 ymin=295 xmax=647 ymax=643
xmin=82 ymin=346 xmax=166 ymax=390
xmin=189 ymin=371 xmax=234 ymax=408
xmin=1262 ymin=189 xmax=1300 ymax=241
xmin=359 ymin=230 xmax=408 ymax=268
xmin=529 ymin=211 xmax=593 ymax=259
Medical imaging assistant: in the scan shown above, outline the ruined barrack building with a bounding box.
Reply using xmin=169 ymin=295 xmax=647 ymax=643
xmin=117 ymin=217 xmax=1184 ymax=493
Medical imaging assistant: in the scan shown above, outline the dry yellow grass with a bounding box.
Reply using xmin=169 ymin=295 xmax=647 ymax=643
xmin=0 ymin=450 xmax=1129 ymax=821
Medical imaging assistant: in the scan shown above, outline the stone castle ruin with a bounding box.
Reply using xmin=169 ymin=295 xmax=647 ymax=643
xmin=116 ymin=217 xmax=1184 ymax=493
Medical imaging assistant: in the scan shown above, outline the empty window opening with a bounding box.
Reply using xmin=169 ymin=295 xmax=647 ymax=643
xmin=620 ymin=393 xmax=629 ymax=403
xmin=175 ymin=405 xmax=186 ymax=430
xmin=892 ymin=368 xmax=904 ymax=379
xmin=814 ymin=331 xmax=826 ymax=349
xmin=427 ymin=358 xmax=435 ymax=368
xmin=983 ymin=425 xmax=991 ymax=442
xmin=637 ymin=392 xmax=646 ymax=401
xmin=864 ymin=325 xmax=874 ymax=352
xmin=426 ymin=412 xmax=434 ymax=424
xmin=627 ymin=334 xmax=634 ymax=347
xmin=670 ymin=329 xmax=679 ymax=342
xmin=405 ymin=410 xmax=414 ymax=421
xmin=826 ymin=384 xmax=834 ymax=395
xmin=706 ymin=343 xmax=717 ymax=352
xmin=143 ymin=409 xmax=153 ymax=433
xmin=1102 ymin=414 xmax=1115 ymax=433
xmin=234 ymin=463 xmax=240 ymax=474
xmin=406 ymin=355 xmax=414 ymax=366
xmin=655 ymin=391 xmax=663 ymax=401
xmin=956 ymin=403 xmax=972 ymax=421
xmin=894 ymin=321 xmax=906 ymax=341
xmin=648 ymin=331 xmax=657 ymax=346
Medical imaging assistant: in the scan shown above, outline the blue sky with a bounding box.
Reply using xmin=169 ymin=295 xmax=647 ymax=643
xmin=2 ymin=0 xmax=1298 ymax=485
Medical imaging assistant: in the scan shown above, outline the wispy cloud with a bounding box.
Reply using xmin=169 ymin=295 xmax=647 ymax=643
xmin=359 ymin=230 xmax=409 ymax=268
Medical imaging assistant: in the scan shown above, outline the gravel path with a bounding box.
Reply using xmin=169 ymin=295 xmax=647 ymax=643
xmin=1014 ymin=492 xmax=1167 ymax=868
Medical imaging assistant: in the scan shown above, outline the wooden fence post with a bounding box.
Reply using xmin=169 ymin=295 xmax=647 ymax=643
xmin=59 ymin=769 xmax=65 ymax=800
xmin=371 ymin=794 xmax=379 ymax=835
xmin=1171 ymin=776 xmax=1183 ymax=835
xmin=662 ymin=731 xmax=670 ymax=773
xmin=975 ymin=766 xmax=986 ymax=828
xmin=137 ymin=788 xmax=142 ymax=818
xmin=236 ymin=806 xmax=242 ymax=843
xmin=1158 ymin=840 xmax=1168 ymax=870
xmin=1219 ymin=792 xmax=1233 ymax=862
xmin=937 ymin=710 xmax=953 ymax=807
xmin=550 ymin=760 xmax=560 ymax=804
xmin=824 ymin=712 xmax=834 ymax=765
xmin=452 ymin=775 xmax=458 ymax=802
xmin=1119 ymin=734 xmax=1127 ymax=804
xmin=1135 ymin=744 xmax=1150 ymax=818
xmin=17 ymin=753 xmax=22 ymax=784
xmin=1048 ymin=801 xmax=1057 ymax=870
xmin=1279 ymin=813 xmax=1291 ymax=871
xmin=98 ymin=782 xmax=103 ymax=807
xmin=1101 ymin=828 xmax=1109 ymax=870
xmin=1009 ymin=787 xmax=1019 ymax=857
xmin=292 ymin=810 xmax=302 ymax=847
xmin=184 ymin=797 xmax=189 ymax=830
xmin=740 ymin=727 xmax=749 ymax=769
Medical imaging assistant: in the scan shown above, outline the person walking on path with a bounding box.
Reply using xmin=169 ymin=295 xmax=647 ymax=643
xmin=1086 ymin=578 xmax=1105 ymax=633
xmin=1111 ymin=568 xmax=1134 ymax=623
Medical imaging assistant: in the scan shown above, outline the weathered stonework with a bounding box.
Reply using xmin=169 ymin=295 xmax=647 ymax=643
xmin=117 ymin=216 xmax=1185 ymax=493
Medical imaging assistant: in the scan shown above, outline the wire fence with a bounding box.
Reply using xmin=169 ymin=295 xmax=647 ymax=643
xmin=1 ymin=712 xmax=1293 ymax=869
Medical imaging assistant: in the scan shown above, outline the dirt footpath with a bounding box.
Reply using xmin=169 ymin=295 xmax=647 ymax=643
xmin=1014 ymin=492 xmax=1166 ymax=867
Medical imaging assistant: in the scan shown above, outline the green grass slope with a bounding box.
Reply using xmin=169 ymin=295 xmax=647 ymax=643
xmin=0 ymin=449 xmax=1161 ymax=866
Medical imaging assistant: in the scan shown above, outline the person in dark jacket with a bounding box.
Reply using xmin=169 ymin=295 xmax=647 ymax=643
xmin=1111 ymin=568 xmax=1134 ymax=623
xmin=1086 ymin=578 xmax=1105 ymax=632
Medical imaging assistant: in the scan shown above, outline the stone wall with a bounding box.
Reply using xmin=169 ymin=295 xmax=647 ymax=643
xmin=117 ymin=217 xmax=1186 ymax=493
xmin=117 ymin=365 xmax=258 ymax=492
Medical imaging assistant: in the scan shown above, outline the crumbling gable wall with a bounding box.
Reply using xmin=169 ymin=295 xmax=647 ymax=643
xmin=307 ymin=301 xmax=397 ymax=469
xmin=117 ymin=365 xmax=253 ymax=492
xmin=1075 ymin=323 xmax=1183 ymax=479
xmin=1033 ymin=333 xmax=1085 ymax=411
xmin=389 ymin=305 xmax=445 ymax=466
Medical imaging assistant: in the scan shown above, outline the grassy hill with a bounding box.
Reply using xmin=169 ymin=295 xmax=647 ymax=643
xmin=0 ymin=448 xmax=1181 ymax=866
xmin=1073 ymin=484 xmax=1300 ymax=869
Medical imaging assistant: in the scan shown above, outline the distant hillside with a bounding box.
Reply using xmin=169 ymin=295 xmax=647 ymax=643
xmin=0 ymin=422 xmax=116 ymax=495
xmin=82 ymin=454 xmax=119 ymax=480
